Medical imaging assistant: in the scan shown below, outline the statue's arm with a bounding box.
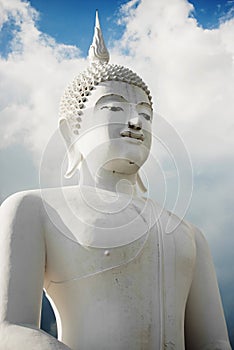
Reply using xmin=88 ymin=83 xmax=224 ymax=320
xmin=184 ymin=228 xmax=231 ymax=350
xmin=0 ymin=192 xmax=71 ymax=350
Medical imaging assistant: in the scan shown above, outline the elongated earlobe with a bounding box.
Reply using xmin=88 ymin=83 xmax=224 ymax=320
xmin=65 ymin=151 xmax=83 ymax=178
xmin=137 ymin=172 xmax=147 ymax=193
xmin=59 ymin=118 xmax=83 ymax=178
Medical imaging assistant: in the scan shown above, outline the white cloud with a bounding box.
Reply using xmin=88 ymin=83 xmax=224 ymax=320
xmin=0 ymin=0 xmax=37 ymax=30
xmin=0 ymin=0 xmax=87 ymax=162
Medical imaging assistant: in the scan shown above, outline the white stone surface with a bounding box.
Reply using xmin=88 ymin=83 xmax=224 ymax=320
xmin=0 ymin=12 xmax=231 ymax=350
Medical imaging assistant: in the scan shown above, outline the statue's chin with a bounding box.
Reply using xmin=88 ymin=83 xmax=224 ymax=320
xmin=102 ymin=158 xmax=140 ymax=175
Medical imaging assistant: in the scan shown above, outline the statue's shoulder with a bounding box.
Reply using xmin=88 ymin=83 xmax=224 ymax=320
xmin=1 ymin=188 xmax=43 ymax=210
xmin=0 ymin=190 xmax=45 ymax=238
xmin=150 ymin=199 xmax=204 ymax=243
xmin=0 ymin=185 xmax=108 ymax=216
xmin=1 ymin=186 xmax=80 ymax=208
xmin=0 ymin=190 xmax=46 ymax=231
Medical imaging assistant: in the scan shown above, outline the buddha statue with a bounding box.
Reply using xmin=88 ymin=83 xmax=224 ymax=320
xmin=0 ymin=12 xmax=231 ymax=350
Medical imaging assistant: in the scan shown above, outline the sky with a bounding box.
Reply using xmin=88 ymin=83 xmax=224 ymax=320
xmin=0 ymin=0 xmax=234 ymax=345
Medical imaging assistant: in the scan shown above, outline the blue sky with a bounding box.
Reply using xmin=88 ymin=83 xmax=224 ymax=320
xmin=28 ymin=0 xmax=234 ymax=49
xmin=0 ymin=0 xmax=234 ymax=346
xmin=1 ymin=0 xmax=234 ymax=58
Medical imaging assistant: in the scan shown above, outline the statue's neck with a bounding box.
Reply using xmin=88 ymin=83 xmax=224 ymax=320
xmin=79 ymin=161 xmax=137 ymax=196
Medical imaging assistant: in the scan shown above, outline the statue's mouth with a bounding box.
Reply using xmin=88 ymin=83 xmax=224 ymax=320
xmin=120 ymin=130 xmax=144 ymax=141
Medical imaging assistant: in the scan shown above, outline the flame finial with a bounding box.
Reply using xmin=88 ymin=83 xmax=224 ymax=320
xmin=88 ymin=11 xmax=110 ymax=64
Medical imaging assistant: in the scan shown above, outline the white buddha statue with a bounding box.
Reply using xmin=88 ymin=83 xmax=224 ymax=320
xmin=0 ymin=12 xmax=231 ymax=350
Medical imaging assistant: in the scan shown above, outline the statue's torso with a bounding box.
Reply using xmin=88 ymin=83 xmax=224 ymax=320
xmin=41 ymin=186 xmax=196 ymax=350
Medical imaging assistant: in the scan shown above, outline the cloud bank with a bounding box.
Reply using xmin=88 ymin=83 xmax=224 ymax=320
xmin=0 ymin=0 xmax=86 ymax=161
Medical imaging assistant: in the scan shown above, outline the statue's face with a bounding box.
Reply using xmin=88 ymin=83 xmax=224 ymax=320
xmin=74 ymin=81 xmax=153 ymax=175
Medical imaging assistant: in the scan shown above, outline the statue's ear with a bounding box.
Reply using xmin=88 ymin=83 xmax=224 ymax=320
xmin=59 ymin=118 xmax=83 ymax=178
xmin=137 ymin=171 xmax=147 ymax=193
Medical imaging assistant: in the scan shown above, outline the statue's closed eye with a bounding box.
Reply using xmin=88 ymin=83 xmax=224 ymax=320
xmin=139 ymin=113 xmax=151 ymax=121
xmin=101 ymin=106 xmax=124 ymax=112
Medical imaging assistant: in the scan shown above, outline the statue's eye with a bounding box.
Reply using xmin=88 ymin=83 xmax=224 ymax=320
xmin=139 ymin=112 xmax=151 ymax=122
xmin=101 ymin=106 xmax=124 ymax=112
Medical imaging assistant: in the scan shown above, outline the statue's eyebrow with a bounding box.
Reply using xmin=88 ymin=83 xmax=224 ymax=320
xmin=95 ymin=94 xmax=128 ymax=106
xmin=137 ymin=101 xmax=152 ymax=110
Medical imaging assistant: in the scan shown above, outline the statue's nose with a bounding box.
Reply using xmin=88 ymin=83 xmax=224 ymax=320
xmin=128 ymin=117 xmax=142 ymax=131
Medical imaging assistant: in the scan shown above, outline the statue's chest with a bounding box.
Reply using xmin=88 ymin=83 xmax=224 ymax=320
xmin=44 ymin=192 xmax=156 ymax=283
xmin=45 ymin=189 xmax=154 ymax=246
xmin=44 ymin=191 xmax=195 ymax=290
xmin=46 ymin=229 xmax=154 ymax=285
xmin=71 ymin=190 xmax=153 ymax=247
xmin=46 ymin=228 xmax=162 ymax=350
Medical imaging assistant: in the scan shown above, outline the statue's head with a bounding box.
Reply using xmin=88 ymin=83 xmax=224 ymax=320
xmin=59 ymin=12 xmax=153 ymax=184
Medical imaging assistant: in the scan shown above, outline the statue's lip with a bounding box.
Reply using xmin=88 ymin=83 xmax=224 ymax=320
xmin=120 ymin=130 xmax=144 ymax=141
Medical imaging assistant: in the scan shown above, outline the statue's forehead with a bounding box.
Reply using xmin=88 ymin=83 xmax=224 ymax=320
xmin=86 ymin=81 xmax=150 ymax=108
